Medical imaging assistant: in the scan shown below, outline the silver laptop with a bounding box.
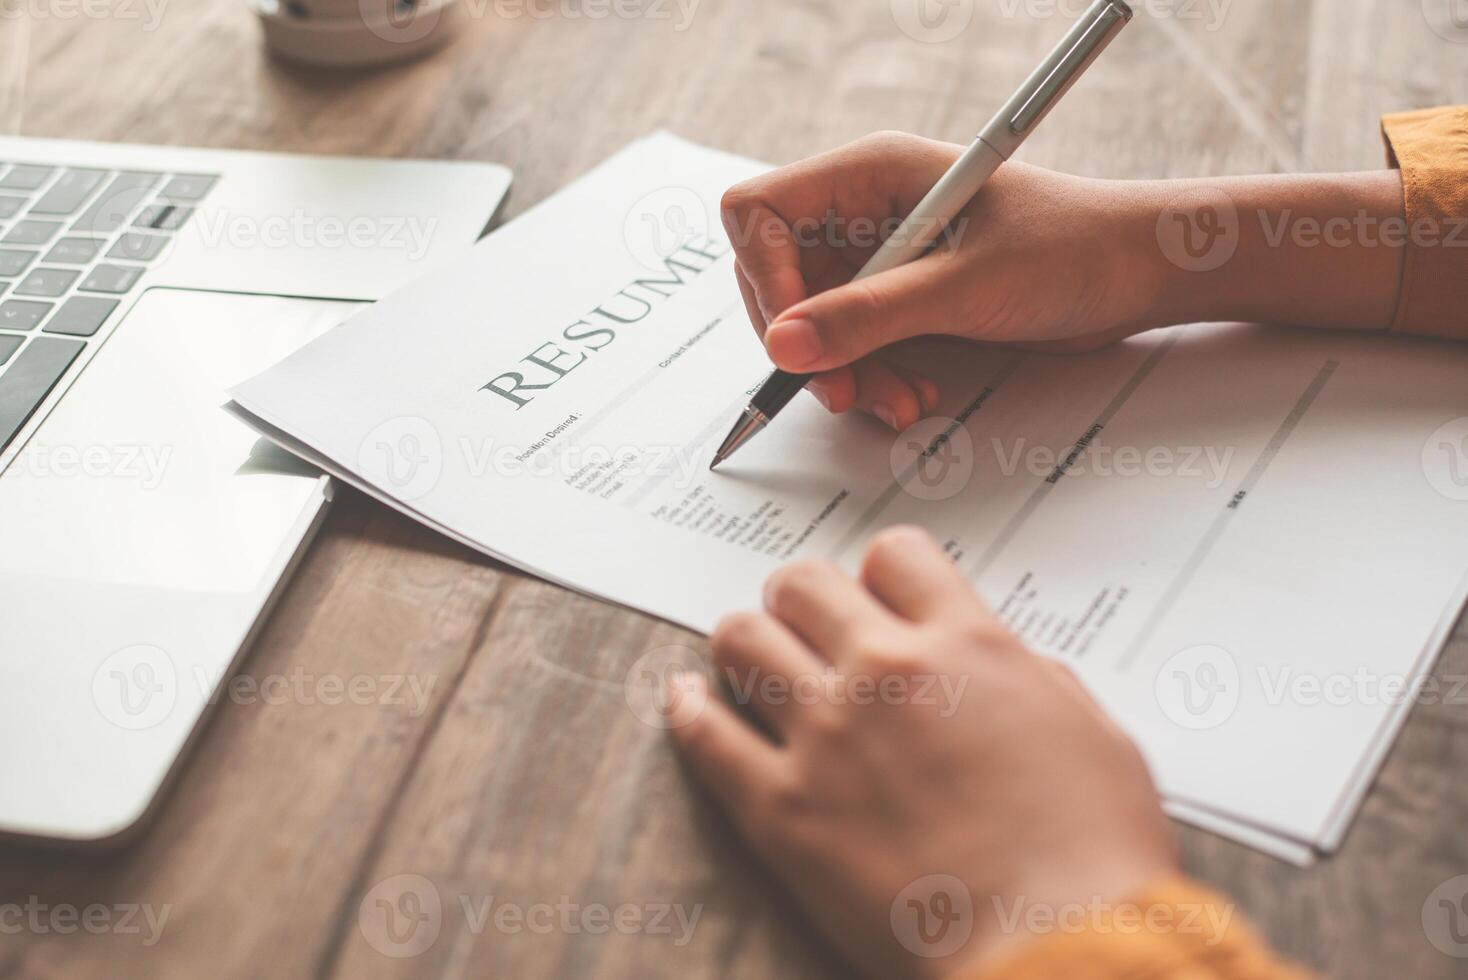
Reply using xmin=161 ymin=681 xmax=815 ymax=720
xmin=0 ymin=136 xmax=511 ymax=843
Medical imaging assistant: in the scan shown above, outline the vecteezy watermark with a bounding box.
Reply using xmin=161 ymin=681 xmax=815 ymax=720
xmin=1423 ymin=875 xmax=1468 ymax=957
xmin=1155 ymin=656 xmax=1468 ymax=728
xmin=891 ymin=874 xmax=975 ymax=959
xmin=890 ymin=0 xmax=975 ymax=44
xmin=995 ymin=0 xmax=1233 ymax=30
xmin=893 ymin=419 xmax=1238 ymax=500
xmin=359 ymin=875 xmax=442 ymax=959
xmin=92 ymin=646 xmax=438 ymax=729
xmin=0 ymin=897 xmax=171 ymax=946
xmin=186 ymin=209 xmax=440 ymax=263
xmin=92 ymin=644 xmax=178 ymax=731
xmin=357 ymin=874 xmax=703 ymax=958
xmin=1254 ymin=667 xmax=1468 ymax=710
xmin=8 ymin=441 xmax=172 ymax=489
xmin=991 ymin=437 xmax=1235 ymax=488
xmin=1158 ymin=186 xmax=1468 ymax=272
xmin=354 ymin=417 xmax=710 ymax=503
xmin=1156 ymin=187 xmax=1240 ymax=273
xmin=892 ymin=416 xmax=976 ymax=502
xmin=1423 ymin=417 xmax=1468 ymax=502
xmin=991 ymin=893 xmax=1234 ymax=944
xmin=721 ymin=664 xmax=971 ymax=718
xmin=357 ymin=416 xmax=445 ymax=502
xmin=624 ymin=645 xmax=709 ymax=730
xmin=718 ymin=204 xmax=970 ymax=258
xmin=624 ymin=186 xmax=717 ymax=273
xmin=0 ymin=0 xmax=169 ymax=30
xmin=1422 ymin=0 xmax=1468 ymax=44
xmin=473 ymin=0 xmax=701 ymax=29
xmin=1154 ymin=644 xmax=1240 ymax=730
xmin=196 ymin=666 xmax=439 ymax=717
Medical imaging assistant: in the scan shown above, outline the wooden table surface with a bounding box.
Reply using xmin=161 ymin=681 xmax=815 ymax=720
xmin=2 ymin=2 xmax=1467 ymax=978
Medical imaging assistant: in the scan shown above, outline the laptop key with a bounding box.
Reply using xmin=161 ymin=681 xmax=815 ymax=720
xmin=42 ymin=237 xmax=105 ymax=264
xmin=42 ymin=296 xmax=118 ymax=337
xmin=135 ymin=203 xmax=194 ymax=231
xmin=0 ymin=165 xmax=55 ymax=191
xmin=79 ymin=264 xmax=143 ymax=294
xmin=74 ymin=172 xmax=162 ymax=234
xmin=159 ymin=174 xmax=218 ymax=201
xmin=0 ymin=334 xmax=21 ymax=366
xmin=15 ymin=267 xmax=80 ymax=298
xmin=2 ymin=220 xmax=63 ymax=245
xmin=0 ymin=300 xmax=53 ymax=331
xmin=0 ymin=336 xmax=85 ymax=452
xmin=107 ymin=232 xmax=168 ymax=262
xmin=0 ymin=248 xmax=38 ymax=277
xmin=29 ymin=168 xmax=108 ymax=216
xmin=0 ymin=196 xmax=22 ymax=219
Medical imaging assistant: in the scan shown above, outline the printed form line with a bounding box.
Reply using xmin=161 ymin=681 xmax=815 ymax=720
xmin=1115 ymin=359 xmax=1340 ymax=672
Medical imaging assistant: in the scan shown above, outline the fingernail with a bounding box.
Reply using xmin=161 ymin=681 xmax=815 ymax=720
xmin=875 ymin=404 xmax=899 ymax=430
xmin=767 ymin=318 xmax=822 ymax=370
xmin=809 ymin=385 xmax=832 ymax=410
xmin=918 ymin=380 xmax=940 ymax=413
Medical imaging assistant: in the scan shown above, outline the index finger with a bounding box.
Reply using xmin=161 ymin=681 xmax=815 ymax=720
xmin=721 ymin=195 xmax=808 ymax=325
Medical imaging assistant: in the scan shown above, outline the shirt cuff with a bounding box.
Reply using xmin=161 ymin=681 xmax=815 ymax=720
xmin=1381 ymin=106 xmax=1468 ymax=339
xmin=952 ymin=877 xmax=1313 ymax=980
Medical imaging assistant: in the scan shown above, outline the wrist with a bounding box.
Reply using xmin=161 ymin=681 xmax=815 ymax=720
xmin=1139 ymin=171 xmax=1407 ymax=332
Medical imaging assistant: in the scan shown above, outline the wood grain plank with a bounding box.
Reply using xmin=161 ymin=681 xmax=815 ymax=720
xmin=1 ymin=1 xmax=1466 ymax=978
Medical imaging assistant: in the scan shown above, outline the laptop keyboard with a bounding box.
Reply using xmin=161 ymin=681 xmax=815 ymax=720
xmin=0 ymin=161 xmax=218 ymax=455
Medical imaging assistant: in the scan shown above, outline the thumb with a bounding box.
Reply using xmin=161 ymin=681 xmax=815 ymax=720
xmin=762 ymin=255 xmax=964 ymax=373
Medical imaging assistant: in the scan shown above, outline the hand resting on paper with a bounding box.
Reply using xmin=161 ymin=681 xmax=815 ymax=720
xmin=667 ymin=526 xmax=1178 ymax=980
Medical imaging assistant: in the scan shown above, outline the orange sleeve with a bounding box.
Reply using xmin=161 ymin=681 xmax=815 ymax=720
xmin=953 ymin=878 xmax=1314 ymax=980
xmin=1380 ymin=106 xmax=1468 ymax=339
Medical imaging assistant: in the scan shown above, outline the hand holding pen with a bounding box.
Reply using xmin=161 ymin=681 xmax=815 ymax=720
xmin=712 ymin=0 xmax=1134 ymax=467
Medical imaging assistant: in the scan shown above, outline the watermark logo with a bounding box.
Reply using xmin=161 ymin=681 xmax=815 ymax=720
xmin=1423 ymin=417 xmax=1468 ymax=502
xmin=624 ymin=186 xmax=714 ymax=272
xmin=1156 ymin=187 xmax=1239 ymax=273
xmin=890 ymin=0 xmax=975 ymax=43
xmin=1423 ymin=0 xmax=1468 ymax=43
xmin=0 ymin=0 xmax=169 ymax=30
xmin=92 ymin=644 xmax=177 ymax=730
xmin=624 ymin=645 xmax=709 ymax=730
xmin=359 ymin=874 xmax=444 ymax=959
xmin=891 ymin=416 xmax=975 ymax=501
xmin=0 ymin=897 xmax=172 ymax=945
xmin=994 ymin=0 xmax=1232 ymax=31
xmin=891 ymin=874 xmax=974 ymax=959
xmin=357 ymin=416 xmax=443 ymax=502
xmin=1423 ymin=875 xmax=1468 ymax=957
xmin=1154 ymin=644 xmax=1240 ymax=730
xmin=359 ymin=0 xmax=445 ymax=44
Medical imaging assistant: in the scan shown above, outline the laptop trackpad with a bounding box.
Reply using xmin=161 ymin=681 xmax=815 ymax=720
xmin=0 ymin=288 xmax=363 ymax=593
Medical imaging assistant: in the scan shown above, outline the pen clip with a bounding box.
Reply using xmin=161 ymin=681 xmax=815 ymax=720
xmin=1008 ymin=0 xmax=1131 ymax=136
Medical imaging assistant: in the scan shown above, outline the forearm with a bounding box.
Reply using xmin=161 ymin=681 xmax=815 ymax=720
xmin=1143 ymin=170 xmax=1407 ymax=333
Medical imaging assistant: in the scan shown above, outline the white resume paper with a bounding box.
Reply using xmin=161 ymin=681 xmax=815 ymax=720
xmin=231 ymin=133 xmax=1468 ymax=860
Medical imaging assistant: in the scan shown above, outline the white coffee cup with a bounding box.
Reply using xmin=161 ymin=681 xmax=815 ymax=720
xmin=251 ymin=0 xmax=466 ymax=69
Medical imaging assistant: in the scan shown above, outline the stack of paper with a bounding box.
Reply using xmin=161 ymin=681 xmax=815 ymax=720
xmin=230 ymin=134 xmax=1468 ymax=863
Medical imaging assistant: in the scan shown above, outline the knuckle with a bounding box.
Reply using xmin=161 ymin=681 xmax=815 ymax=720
xmin=867 ymin=525 xmax=928 ymax=566
xmin=764 ymin=560 xmax=837 ymax=610
xmin=843 ymin=280 xmax=894 ymax=337
xmin=854 ymin=636 xmax=923 ymax=677
xmin=712 ymin=610 xmax=763 ymax=654
xmin=861 ymin=130 xmax=915 ymax=155
xmin=763 ymin=767 xmax=812 ymax=820
xmin=719 ymin=183 xmax=757 ymax=219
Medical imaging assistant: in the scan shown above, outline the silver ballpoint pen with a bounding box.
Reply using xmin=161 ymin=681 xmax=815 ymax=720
xmin=711 ymin=0 xmax=1134 ymax=469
